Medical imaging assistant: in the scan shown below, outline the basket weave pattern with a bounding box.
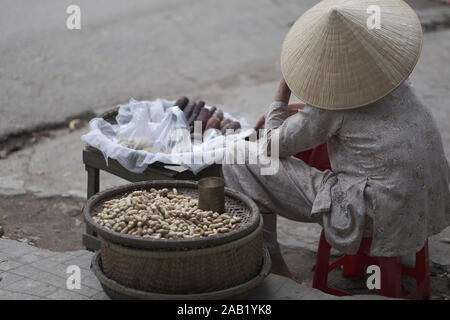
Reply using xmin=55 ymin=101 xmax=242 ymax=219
xmin=101 ymin=221 xmax=263 ymax=294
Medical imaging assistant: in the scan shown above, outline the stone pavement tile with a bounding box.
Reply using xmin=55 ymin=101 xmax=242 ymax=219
xmin=29 ymin=256 xmax=101 ymax=297
xmin=70 ymin=250 xmax=94 ymax=259
xmin=247 ymin=273 xmax=395 ymax=300
xmin=0 ymin=259 xmax=22 ymax=272
xmin=247 ymin=274 xmax=304 ymax=299
xmin=0 ymin=240 xmax=12 ymax=251
xmin=8 ymin=264 xmax=43 ymax=278
xmin=30 ymin=258 xmax=63 ymax=275
xmin=11 ymin=240 xmax=34 ymax=250
xmin=39 ymin=271 xmax=68 ymax=288
xmin=23 ymin=267 xmax=101 ymax=298
xmin=46 ymin=251 xmax=88 ymax=265
xmin=34 ymin=260 xmax=75 ymax=279
xmin=90 ymin=290 xmax=110 ymax=300
xmin=0 ymin=288 xmax=41 ymax=300
xmin=33 ymin=249 xmax=58 ymax=258
xmin=23 ymin=269 xmax=66 ymax=289
xmin=33 ymin=259 xmax=91 ymax=285
xmin=247 ymin=283 xmax=278 ymax=300
xmin=261 ymin=274 xmax=290 ymax=293
xmin=2 ymin=242 xmax=38 ymax=258
xmin=45 ymin=263 xmax=72 ymax=278
xmin=4 ymin=278 xmax=59 ymax=297
xmin=64 ymin=252 xmax=94 ymax=271
xmin=0 ymin=241 xmax=57 ymax=262
xmin=72 ymin=278 xmax=101 ymax=298
xmin=272 ymin=281 xmax=325 ymax=300
xmin=75 ymin=284 xmax=101 ymax=298
xmin=82 ymin=272 xmax=103 ymax=291
xmin=0 ymin=271 xmax=22 ymax=289
xmin=262 ymin=275 xmax=337 ymax=300
xmin=46 ymin=288 xmax=89 ymax=300
xmin=301 ymin=290 xmax=338 ymax=300
xmin=10 ymin=252 xmax=43 ymax=264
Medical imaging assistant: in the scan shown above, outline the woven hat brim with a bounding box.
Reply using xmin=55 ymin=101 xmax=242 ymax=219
xmin=281 ymin=0 xmax=423 ymax=110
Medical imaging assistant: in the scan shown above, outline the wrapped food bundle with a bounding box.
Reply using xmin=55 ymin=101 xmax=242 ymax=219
xmin=82 ymin=97 xmax=250 ymax=175
xmin=175 ymin=96 xmax=242 ymax=138
xmin=174 ymin=96 xmax=189 ymax=110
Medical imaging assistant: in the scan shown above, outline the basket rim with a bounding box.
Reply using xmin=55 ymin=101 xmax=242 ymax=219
xmin=101 ymin=218 xmax=263 ymax=258
xmin=91 ymin=248 xmax=271 ymax=300
xmin=84 ymin=180 xmax=261 ymax=250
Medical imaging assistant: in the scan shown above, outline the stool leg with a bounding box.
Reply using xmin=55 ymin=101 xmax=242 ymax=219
xmin=342 ymin=238 xmax=372 ymax=277
xmin=414 ymin=242 xmax=430 ymax=299
xmin=379 ymin=257 xmax=403 ymax=298
xmin=342 ymin=254 xmax=366 ymax=277
xmin=313 ymin=232 xmax=332 ymax=291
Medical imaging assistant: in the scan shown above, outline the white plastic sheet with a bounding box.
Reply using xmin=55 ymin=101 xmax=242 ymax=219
xmin=81 ymin=98 xmax=251 ymax=174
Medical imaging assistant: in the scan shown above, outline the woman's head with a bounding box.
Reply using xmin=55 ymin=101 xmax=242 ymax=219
xmin=281 ymin=0 xmax=422 ymax=111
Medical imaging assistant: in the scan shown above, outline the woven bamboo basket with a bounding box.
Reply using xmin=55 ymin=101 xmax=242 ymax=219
xmin=91 ymin=248 xmax=271 ymax=300
xmin=84 ymin=180 xmax=264 ymax=294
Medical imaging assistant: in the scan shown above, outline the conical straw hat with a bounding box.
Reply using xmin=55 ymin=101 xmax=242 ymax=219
xmin=281 ymin=0 xmax=423 ymax=110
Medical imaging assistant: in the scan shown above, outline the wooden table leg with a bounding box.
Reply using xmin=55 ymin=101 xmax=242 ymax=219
xmin=86 ymin=165 xmax=100 ymax=200
xmin=85 ymin=165 xmax=100 ymax=251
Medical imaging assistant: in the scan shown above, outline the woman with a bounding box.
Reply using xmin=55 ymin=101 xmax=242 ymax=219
xmin=222 ymin=0 xmax=450 ymax=277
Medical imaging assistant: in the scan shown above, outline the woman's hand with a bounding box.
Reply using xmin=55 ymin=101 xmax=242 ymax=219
xmin=254 ymin=113 xmax=266 ymax=131
xmin=274 ymin=78 xmax=291 ymax=104
xmin=253 ymin=78 xmax=302 ymax=131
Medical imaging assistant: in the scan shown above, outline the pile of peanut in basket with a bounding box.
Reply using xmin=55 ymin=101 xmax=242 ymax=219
xmin=94 ymin=188 xmax=242 ymax=239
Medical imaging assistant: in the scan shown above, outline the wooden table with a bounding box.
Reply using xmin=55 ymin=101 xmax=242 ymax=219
xmin=82 ymin=145 xmax=222 ymax=251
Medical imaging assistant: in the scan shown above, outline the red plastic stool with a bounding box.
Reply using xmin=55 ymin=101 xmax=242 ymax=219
xmin=312 ymin=231 xmax=430 ymax=299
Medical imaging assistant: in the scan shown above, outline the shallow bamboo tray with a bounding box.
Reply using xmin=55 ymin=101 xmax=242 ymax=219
xmin=91 ymin=248 xmax=271 ymax=300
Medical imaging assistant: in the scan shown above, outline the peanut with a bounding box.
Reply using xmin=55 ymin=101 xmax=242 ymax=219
xmin=95 ymin=188 xmax=241 ymax=239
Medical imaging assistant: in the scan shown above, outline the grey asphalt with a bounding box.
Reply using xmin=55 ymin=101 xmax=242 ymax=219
xmin=2 ymin=0 xmax=450 ymax=140
xmin=0 ymin=0 xmax=318 ymax=140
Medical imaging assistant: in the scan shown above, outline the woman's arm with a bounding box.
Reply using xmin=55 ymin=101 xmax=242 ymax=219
xmin=264 ymin=79 xmax=291 ymax=130
xmin=254 ymin=80 xmax=304 ymax=131
xmin=263 ymin=95 xmax=343 ymax=158
xmin=254 ymin=103 xmax=305 ymax=130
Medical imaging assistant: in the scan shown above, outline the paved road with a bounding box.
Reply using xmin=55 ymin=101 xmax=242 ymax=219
xmin=2 ymin=0 xmax=450 ymax=141
xmin=0 ymin=0 xmax=321 ymax=140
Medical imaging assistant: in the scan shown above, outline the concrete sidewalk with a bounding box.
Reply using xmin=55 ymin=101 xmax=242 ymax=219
xmin=0 ymin=238 xmax=392 ymax=300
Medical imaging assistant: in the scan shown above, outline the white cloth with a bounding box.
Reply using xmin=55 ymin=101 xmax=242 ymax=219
xmin=81 ymin=98 xmax=252 ymax=175
xmin=223 ymin=80 xmax=450 ymax=257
